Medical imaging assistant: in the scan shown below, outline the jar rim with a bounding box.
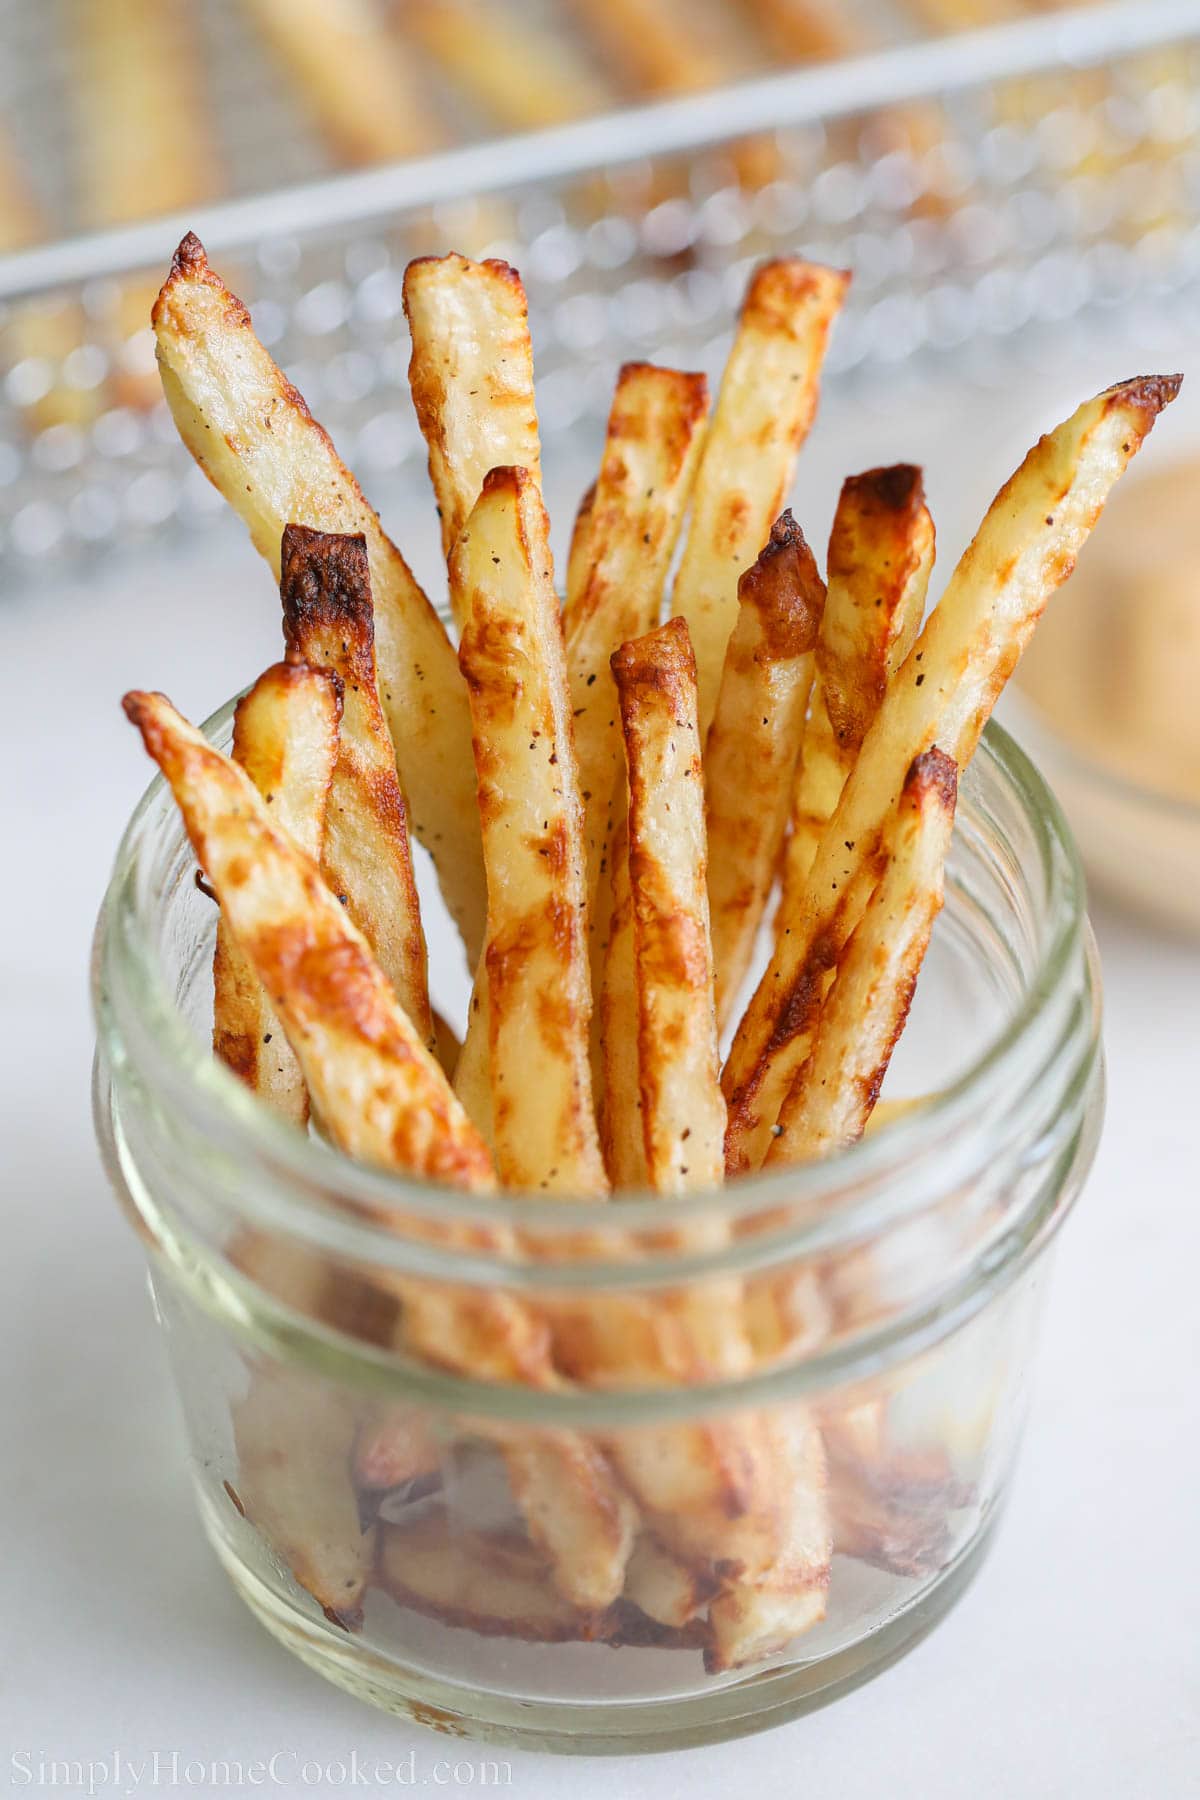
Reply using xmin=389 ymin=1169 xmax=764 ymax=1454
xmin=94 ymin=693 xmax=1093 ymax=1267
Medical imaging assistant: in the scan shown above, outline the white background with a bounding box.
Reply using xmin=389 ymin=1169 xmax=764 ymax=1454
xmin=3 ymin=350 xmax=1198 ymax=1797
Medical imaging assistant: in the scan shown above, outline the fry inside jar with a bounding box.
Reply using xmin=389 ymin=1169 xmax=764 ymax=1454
xmin=117 ymin=234 xmax=1179 ymax=1675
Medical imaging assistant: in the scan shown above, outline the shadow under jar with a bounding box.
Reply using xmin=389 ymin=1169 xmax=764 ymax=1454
xmin=92 ymin=709 xmax=1102 ymax=1754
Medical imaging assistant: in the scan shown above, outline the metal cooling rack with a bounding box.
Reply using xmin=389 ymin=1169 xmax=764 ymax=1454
xmin=2 ymin=0 xmax=1198 ymax=569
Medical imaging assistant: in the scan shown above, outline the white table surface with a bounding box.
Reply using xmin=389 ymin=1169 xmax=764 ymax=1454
xmin=4 ymin=389 xmax=1199 ymax=1798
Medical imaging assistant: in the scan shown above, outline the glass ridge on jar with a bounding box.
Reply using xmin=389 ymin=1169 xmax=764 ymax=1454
xmin=92 ymin=702 xmax=1103 ymax=1754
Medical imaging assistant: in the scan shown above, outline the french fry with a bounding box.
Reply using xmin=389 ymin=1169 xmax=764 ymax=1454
xmin=704 ymin=514 xmax=825 ymax=1029
xmin=611 ymin=618 xmax=725 ymax=1193
xmin=564 ymin=364 xmax=709 ymax=913
xmin=125 ymin=690 xmax=490 ymax=1188
xmin=280 ymin=525 xmax=434 ymax=1049
xmin=153 ymin=235 xmax=486 ymax=962
xmin=404 ymin=254 xmax=542 ymax=580
xmin=597 ymin=821 xmax=643 ymax=1189
xmin=671 ymin=260 xmax=850 ymax=732
xmin=770 ymin=749 xmax=957 ymax=1165
xmin=213 ymin=658 xmax=343 ymax=1122
xmin=124 ymin=689 xmax=636 ymax=1609
xmin=406 ymin=0 xmax=613 ymax=130
xmin=746 ymin=752 xmax=957 ymax=1359
xmin=231 ymin=1362 xmax=372 ymax=1629
xmin=377 ymin=1511 xmax=597 ymax=1642
xmin=590 ymin=622 xmax=818 ymax=1614
xmin=782 ymin=465 xmax=934 ymax=902
xmin=724 ymin=375 xmax=1181 ymax=1173
xmin=705 ymin=1409 xmax=831 ymax=1671
xmin=623 ymin=1532 xmax=717 ymax=1630
xmin=244 ymin=0 xmax=444 ymax=164
xmin=69 ymin=0 xmax=218 ymax=409
xmin=454 ymin=467 xmax=607 ymax=1195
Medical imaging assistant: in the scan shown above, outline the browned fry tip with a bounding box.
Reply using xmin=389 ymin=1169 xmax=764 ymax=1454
xmin=280 ymin=524 xmax=374 ymax=645
xmin=736 ymin=510 xmax=824 ymax=657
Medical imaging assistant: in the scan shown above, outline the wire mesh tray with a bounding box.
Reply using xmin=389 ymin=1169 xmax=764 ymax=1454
xmin=1 ymin=0 xmax=1198 ymax=569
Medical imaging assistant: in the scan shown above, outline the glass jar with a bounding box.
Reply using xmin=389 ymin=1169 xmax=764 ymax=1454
xmin=92 ymin=705 xmax=1102 ymax=1754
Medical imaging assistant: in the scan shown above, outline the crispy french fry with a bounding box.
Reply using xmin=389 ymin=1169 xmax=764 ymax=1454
xmin=377 ymin=1512 xmax=607 ymax=1643
xmin=611 ymin=618 xmax=725 ymax=1192
xmin=770 ymin=749 xmax=957 ymax=1165
xmin=232 ymin=1363 xmax=372 ymax=1629
xmin=782 ymin=465 xmax=933 ymax=902
xmin=597 ymin=820 xmax=643 ymax=1190
xmin=406 ymin=0 xmax=613 ymax=129
xmin=70 ymin=0 xmax=218 ymax=409
xmin=671 ymin=260 xmax=850 ymax=732
xmin=125 ymin=689 xmax=636 ymax=1609
xmin=587 ymin=621 xmax=814 ymax=1606
xmin=821 ymin=466 xmax=937 ymax=758
xmin=704 ymin=514 xmax=825 ymax=1029
xmin=746 ymin=752 xmax=957 ymax=1359
xmin=280 ymin=525 xmax=434 ymax=1049
xmin=725 ymin=375 xmax=1181 ymax=1173
xmin=564 ymin=364 xmax=709 ymax=912
xmin=404 ymin=254 xmax=542 ymax=580
xmin=213 ymin=659 xmax=343 ymax=1122
xmin=454 ymin=467 xmax=607 ymax=1195
xmin=623 ymin=1533 xmax=717 ymax=1630
xmin=244 ymin=0 xmax=444 ymax=164
xmin=153 ymin=235 xmax=486 ymax=962
xmin=705 ymin=1409 xmax=831 ymax=1671
xmin=125 ymin=689 xmax=490 ymax=1188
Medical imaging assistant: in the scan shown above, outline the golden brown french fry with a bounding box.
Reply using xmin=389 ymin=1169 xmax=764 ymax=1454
xmin=406 ymin=0 xmax=613 ymax=129
xmin=724 ymin=375 xmax=1181 ymax=1173
xmin=671 ymin=260 xmax=850 ymax=732
xmin=454 ymin=467 xmax=607 ymax=1194
xmin=153 ymin=235 xmax=486 ymax=963
xmin=404 ymin=254 xmax=542 ymax=580
xmin=280 ymin=525 xmax=434 ymax=1049
xmin=70 ymin=0 xmax=218 ymax=408
xmin=244 ymin=0 xmax=444 ymax=164
xmin=213 ymin=659 xmax=343 ymax=1122
xmin=704 ymin=514 xmax=825 ymax=1029
xmin=597 ymin=820 xmax=643 ymax=1190
xmin=782 ymin=465 xmax=934 ymax=902
xmin=564 ymin=364 xmax=709 ymax=914
xmin=124 ymin=689 xmax=637 ymax=1609
xmin=125 ymin=689 xmax=490 ymax=1189
xmin=705 ymin=1409 xmax=831 ymax=1671
xmin=770 ymin=749 xmax=957 ymax=1165
xmin=611 ymin=617 xmax=725 ymax=1193
xmin=232 ymin=1363 xmax=372 ymax=1629
xmin=746 ymin=753 xmax=958 ymax=1359
xmin=377 ymin=1511 xmax=603 ymax=1643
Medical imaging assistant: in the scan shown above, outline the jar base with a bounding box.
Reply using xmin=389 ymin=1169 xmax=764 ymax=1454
xmin=204 ymin=1499 xmax=1002 ymax=1754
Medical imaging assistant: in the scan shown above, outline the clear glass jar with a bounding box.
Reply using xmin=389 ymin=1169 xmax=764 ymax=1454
xmin=92 ymin=706 xmax=1102 ymax=1754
